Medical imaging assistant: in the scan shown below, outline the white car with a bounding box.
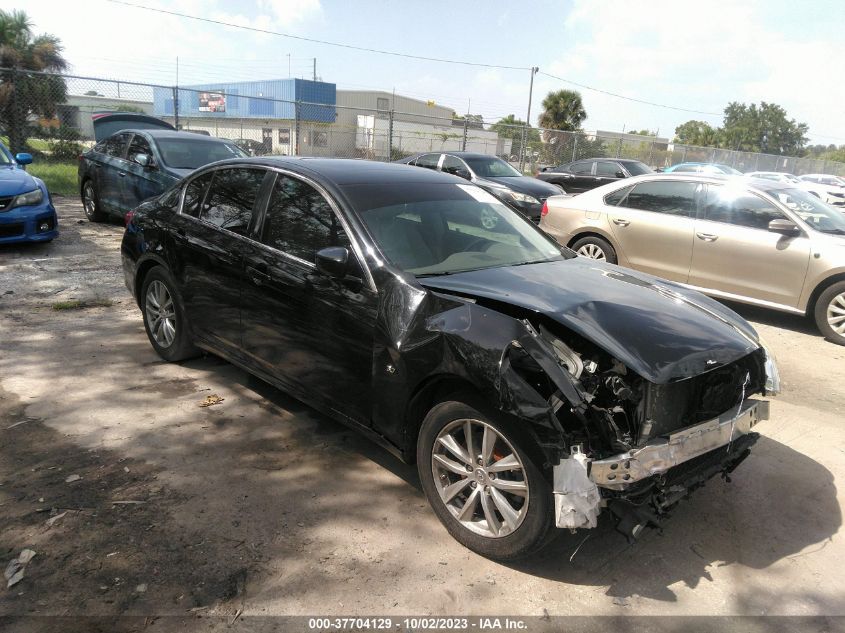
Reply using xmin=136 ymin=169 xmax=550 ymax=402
xmin=798 ymin=173 xmax=845 ymax=207
xmin=746 ymin=171 xmax=845 ymax=208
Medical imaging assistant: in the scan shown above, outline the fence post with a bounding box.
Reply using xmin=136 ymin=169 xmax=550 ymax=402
xmin=518 ymin=124 xmax=528 ymax=172
xmin=294 ymin=101 xmax=300 ymax=156
xmin=172 ymin=86 xmax=179 ymax=129
xmin=462 ymin=117 xmax=468 ymax=152
xmin=616 ymin=138 xmax=622 ymax=158
xmin=648 ymin=139 xmax=654 ymax=165
xmin=388 ymin=110 xmax=394 ymax=162
xmin=681 ymin=146 xmax=687 ymax=162
xmin=571 ymin=136 xmax=578 ymax=162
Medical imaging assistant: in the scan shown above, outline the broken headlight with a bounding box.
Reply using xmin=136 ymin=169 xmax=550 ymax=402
xmin=762 ymin=343 xmax=781 ymax=395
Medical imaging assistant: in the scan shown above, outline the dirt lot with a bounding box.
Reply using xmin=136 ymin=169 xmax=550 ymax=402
xmin=1 ymin=200 xmax=844 ymax=622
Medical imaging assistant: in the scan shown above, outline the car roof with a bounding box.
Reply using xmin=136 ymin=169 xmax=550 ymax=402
xmin=207 ymin=156 xmax=468 ymax=185
xmin=406 ymin=151 xmax=501 ymax=160
xmin=801 ymin=173 xmax=841 ymax=178
xmin=618 ymin=172 xmax=795 ymax=192
xmin=128 ymin=129 xmax=235 ymax=142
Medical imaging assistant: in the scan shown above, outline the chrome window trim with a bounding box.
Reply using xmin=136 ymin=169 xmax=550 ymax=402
xmin=176 ymin=163 xmax=376 ymax=293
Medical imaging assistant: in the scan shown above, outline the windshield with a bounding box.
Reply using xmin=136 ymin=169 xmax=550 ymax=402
xmin=624 ymin=161 xmax=652 ymax=176
xmin=774 ymin=188 xmax=845 ymax=234
xmin=464 ymin=156 xmax=522 ymax=178
xmin=347 ymin=183 xmax=567 ymax=276
xmin=714 ymin=165 xmax=742 ymax=175
xmin=156 ymin=138 xmax=246 ymax=169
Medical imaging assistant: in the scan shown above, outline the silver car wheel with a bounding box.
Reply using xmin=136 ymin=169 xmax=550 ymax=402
xmin=145 ymin=280 xmax=177 ymax=348
xmin=827 ymin=291 xmax=845 ymax=335
xmin=479 ymin=208 xmax=499 ymax=230
xmin=577 ymin=243 xmax=606 ymax=260
xmin=431 ymin=418 xmax=529 ymax=538
xmin=83 ymin=182 xmax=97 ymax=219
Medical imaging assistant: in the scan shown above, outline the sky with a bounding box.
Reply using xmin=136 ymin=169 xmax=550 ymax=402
xmin=5 ymin=0 xmax=845 ymax=145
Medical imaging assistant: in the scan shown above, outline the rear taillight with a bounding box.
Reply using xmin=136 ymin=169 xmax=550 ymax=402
xmin=541 ymin=200 xmax=549 ymax=217
xmin=124 ymin=209 xmax=135 ymax=227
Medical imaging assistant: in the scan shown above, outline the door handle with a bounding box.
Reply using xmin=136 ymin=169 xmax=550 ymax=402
xmin=118 ymin=172 xmax=126 ymax=177
xmin=612 ymin=218 xmax=630 ymax=226
xmin=696 ymin=232 xmax=718 ymax=241
xmin=246 ymin=264 xmax=271 ymax=286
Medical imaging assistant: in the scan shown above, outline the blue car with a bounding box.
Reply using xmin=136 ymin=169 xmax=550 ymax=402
xmin=661 ymin=162 xmax=742 ymax=175
xmin=0 ymin=143 xmax=58 ymax=244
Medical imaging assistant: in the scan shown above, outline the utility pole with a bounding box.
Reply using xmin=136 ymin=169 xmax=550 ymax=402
xmin=519 ymin=67 xmax=538 ymax=173
xmin=313 ymin=58 xmax=317 ymax=82
xmin=287 ymin=54 xmax=291 ymax=78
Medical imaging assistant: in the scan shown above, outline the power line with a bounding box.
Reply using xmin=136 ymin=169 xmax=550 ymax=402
xmin=104 ymin=0 xmax=531 ymax=71
xmin=537 ymin=71 xmax=723 ymax=118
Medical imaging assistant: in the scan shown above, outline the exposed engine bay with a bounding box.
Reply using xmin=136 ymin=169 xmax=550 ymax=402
xmin=501 ymin=317 xmax=775 ymax=537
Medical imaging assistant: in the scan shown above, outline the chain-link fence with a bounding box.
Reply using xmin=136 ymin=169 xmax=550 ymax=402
xmin=2 ymin=67 xmax=843 ymax=196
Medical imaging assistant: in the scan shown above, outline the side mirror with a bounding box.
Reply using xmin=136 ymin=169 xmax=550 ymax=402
xmin=454 ymin=168 xmax=471 ymax=180
xmin=315 ymin=246 xmax=350 ymax=279
xmin=15 ymin=152 xmax=33 ymax=165
xmin=768 ymin=218 xmax=801 ymax=236
xmin=615 ymin=171 xmax=625 ymax=178
xmin=133 ymin=153 xmax=152 ymax=168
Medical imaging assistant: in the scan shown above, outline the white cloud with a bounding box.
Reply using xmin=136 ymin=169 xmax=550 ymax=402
xmin=257 ymin=0 xmax=323 ymax=28
xmin=542 ymin=0 xmax=845 ymax=142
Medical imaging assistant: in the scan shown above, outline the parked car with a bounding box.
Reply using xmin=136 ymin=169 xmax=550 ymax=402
xmin=79 ymin=127 xmax=246 ymax=221
xmin=536 ymin=158 xmax=653 ymax=193
xmin=662 ymin=162 xmax=742 ymax=175
xmin=122 ymin=157 xmax=779 ymax=559
xmin=395 ymin=151 xmax=561 ymax=222
xmin=0 ymin=142 xmax=58 ymax=245
xmin=232 ymin=138 xmax=271 ymax=156
xmin=800 ymin=173 xmax=845 ymax=188
xmin=746 ymin=171 xmax=845 ymax=207
xmin=540 ymin=173 xmax=845 ymax=345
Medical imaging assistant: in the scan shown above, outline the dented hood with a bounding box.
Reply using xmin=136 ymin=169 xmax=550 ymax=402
xmin=418 ymin=258 xmax=761 ymax=384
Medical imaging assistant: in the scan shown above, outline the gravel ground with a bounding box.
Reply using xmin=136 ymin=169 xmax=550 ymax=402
xmin=1 ymin=200 xmax=844 ymax=623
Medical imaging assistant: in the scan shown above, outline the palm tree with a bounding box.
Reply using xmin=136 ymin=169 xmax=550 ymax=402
xmin=538 ymin=89 xmax=586 ymax=137
xmin=0 ymin=9 xmax=68 ymax=153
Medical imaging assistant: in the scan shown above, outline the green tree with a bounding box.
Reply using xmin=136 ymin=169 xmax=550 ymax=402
xmin=538 ymin=89 xmax=586 ymax=136
xmin=720 ymin=102 xmax=808 ymax=155
xmin=0 ymin=9 xmax=68 ymax=154
xmin=491 ymin=114 xmax=540 ymax=158
xmin=673 ymin=120 xmax=720 ymax=146
xmin=628 ymin=129 xmax=656 ymax=136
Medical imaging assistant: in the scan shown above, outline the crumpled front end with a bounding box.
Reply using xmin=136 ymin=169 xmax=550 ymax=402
xmin=493 ymin=316 xmax=779 ymax=538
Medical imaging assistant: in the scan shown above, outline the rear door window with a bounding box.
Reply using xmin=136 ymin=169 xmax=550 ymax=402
xmin=596 ymin=161 xmax=621 ymax=176
xmin=414 ymin=153 xmax=442 ymax=169
xmin=621 ymin=180 xmax=698 ymax=217
xmin=198 ymin=168 xmax=266 ymax=236
xmin=571 ymin=160 xmax=593 ymax=175
xmin=604 ymin=185 xmax=634 ymax=206
xmin=104 ymin=132 xmax=132 ymax=159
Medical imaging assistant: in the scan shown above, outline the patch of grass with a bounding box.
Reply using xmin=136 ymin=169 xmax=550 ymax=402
xmin=28 ymin=161 xmax=78 ymax=197
xmin=51 ymin=298 xmax=114 ymax=311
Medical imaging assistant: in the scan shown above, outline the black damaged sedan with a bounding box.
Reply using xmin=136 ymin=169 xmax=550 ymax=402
xmin=121 ymin=157 xmax=780 ymax=560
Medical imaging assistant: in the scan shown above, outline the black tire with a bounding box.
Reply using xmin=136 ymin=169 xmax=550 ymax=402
xmin=814 ymin=281 xmax=845 ymax=346
xmin=81 ymin=179 xmax=107 ymax=222
xmin=571 ymin=235 xmax=618 ymax=264
xmin=417 ymin=396 xmax=555 ymax=561
xmin=140 ymin=267 xmax=199 ymax=361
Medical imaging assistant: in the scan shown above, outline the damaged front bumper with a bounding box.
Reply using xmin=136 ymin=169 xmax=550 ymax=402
xmin=590 ymin=398 xmax=769 ymax=490
xmin=553 ymin=398 xmax=770 ymax=529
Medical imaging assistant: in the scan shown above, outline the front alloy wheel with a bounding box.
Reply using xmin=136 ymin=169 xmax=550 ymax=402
xmin=432 ymin=419 xmax=529 ymax=538
xmin=418 ymin=397 xmax=554 ymax=560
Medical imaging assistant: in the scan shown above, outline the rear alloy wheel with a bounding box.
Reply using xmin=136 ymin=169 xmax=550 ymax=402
xmin=82 ymin=180 xmax=106 ymax=222
xmin=571 ymin=235 xmax=617 ymax=264
xmin=815 ymin=281 xmax=845 ymax=346
xmin=418 ymin=398 xmax=554 ymax=560
xmin=140 ymin=267 xmax=199 ymax=361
